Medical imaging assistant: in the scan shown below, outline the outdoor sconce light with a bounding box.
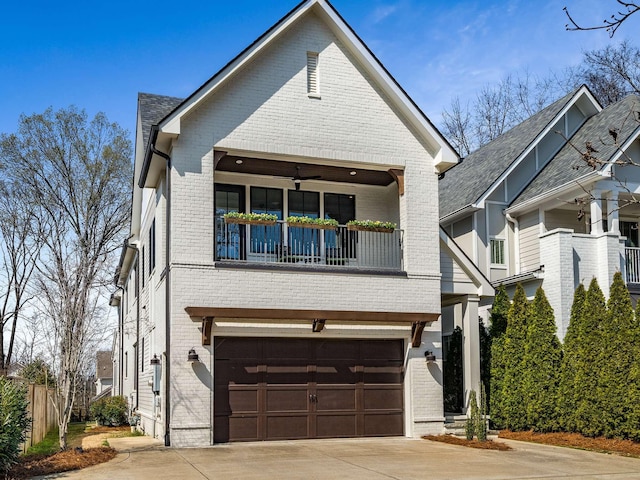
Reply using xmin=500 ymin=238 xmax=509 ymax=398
xmin=150 ymin=354 xmax=161 ymax=395
xmin=424 ymin=351 xmax=436 ymax=363
xmin=188 ymin=348 xmax=200 ymax=364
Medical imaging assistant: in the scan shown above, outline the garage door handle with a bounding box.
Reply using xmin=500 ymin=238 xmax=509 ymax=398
xmin=309 ymin=394 xmax=317 ymax=403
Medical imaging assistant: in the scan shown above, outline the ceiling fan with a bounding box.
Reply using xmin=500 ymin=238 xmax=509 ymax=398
xmin=283 ymin=165 xmax=322 ymax=191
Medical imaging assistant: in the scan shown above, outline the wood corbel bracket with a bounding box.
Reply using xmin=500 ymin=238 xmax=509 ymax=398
xmin=213 ymin=150 xmax=228 ymax=170
xmin=202 ymin=317 xmax=214 ymax=345
xmin=312 ymin=318 xmax=326 ymax=332
xmin=411 ymin=321 xmax=427 ymax=348
xmin=388 ymin=169 xmax=405 ymax=196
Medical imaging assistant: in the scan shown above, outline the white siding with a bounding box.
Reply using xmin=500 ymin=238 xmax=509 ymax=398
xmin=518 ymin=210 xmax=540 ymax=272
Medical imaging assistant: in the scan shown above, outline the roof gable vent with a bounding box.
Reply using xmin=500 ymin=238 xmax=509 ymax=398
xmin=307 ymin=52 xmax=320 ymax=97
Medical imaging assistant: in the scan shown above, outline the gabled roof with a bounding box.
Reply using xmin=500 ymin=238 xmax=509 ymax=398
xmin=512 ymin=94 xmax=640 ymax=207
xmin=138 ymin=93 xmax=183 ymax=154
xmin=439 ymin=88 xmax=582 ymax=220
xmin=138 ymin=0 xmax=458 ymax=188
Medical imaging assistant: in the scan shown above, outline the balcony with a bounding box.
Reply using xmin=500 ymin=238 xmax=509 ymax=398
xmin=626 ymin=247 xmax=640 ymax=284
xmin=215 ymin=220 xmax=404 ymax=271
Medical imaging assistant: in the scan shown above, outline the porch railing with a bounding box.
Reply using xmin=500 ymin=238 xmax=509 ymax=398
xmin=626 ymin=247 xmax=640 ymax=283
xmin=215 ymin=219 xmax=403 ymax=270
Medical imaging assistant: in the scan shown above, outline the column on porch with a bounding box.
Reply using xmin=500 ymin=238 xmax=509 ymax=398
xmin=461 ymin=295 xmax=481 ymax=415
xmin=590 ymin=190 xmax=604 ymax=235
xmin=606 ymin=191 xmax=620 ymax=235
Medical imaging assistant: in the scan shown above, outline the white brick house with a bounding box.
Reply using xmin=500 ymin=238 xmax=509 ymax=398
xmin=440 ymin=86 xmax=640 ymax=339
xmin=112 ymin=0 xmax=491 ymax=447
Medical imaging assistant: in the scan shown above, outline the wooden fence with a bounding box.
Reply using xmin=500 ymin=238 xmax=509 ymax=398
xmin=21 ymin=383 xmax=57 ymax=453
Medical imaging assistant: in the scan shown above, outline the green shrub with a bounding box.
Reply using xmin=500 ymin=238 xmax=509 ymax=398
xmin=477 ymin=384 xmax=488 ymax=442
xmin=501 ymin=284 xmax=530 ymax=431
xmin=0 ymin=377 xmax=31 ymax=475
xmin=523 ymin=287 xmax=562 ymax=432
xmin=90 ymin=396 xmax=128 ymax=426
xmin=465 ymin=390 xmax=479 ymax=440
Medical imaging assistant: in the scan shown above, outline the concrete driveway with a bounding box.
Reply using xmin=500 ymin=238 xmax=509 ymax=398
xmin=44 ymin=436 xmax=640 ymax=480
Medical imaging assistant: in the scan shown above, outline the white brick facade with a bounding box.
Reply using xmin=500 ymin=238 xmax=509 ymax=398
xmin=115 ymin=0 xmax=463 ymax=448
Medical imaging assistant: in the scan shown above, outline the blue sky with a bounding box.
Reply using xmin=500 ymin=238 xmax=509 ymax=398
xmin=1 ymin=0 xmax=638 ymax=140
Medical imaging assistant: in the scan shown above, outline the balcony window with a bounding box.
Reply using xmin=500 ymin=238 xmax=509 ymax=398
xmin=288 ymin=190 xmax=320 ymax=256
xmin=215 ymin=184 xmax=245 ymax=260
xmin=250 ymin=187 xmax=283 ymax=254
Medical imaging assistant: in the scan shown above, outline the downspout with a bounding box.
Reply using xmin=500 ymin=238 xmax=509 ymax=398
xmin=505 ymin=212 xmax=520 ymax=275
xmin=150 ymin=139 xmax=172 ymax=447
xmin=124 ymin=242 xmax=140 ymax=411
xmin=114 ymin=286 xmax=124 ymax=397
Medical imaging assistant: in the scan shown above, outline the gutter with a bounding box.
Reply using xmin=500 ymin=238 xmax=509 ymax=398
xmin=149 ymin=135 xmax=172 ymax=447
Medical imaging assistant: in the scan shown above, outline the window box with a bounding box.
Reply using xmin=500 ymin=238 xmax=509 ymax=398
xmin=286 ymin=216 xmax=338 ymax=230
xmin=224 ymin=212 xmax=278 ymax=226
xmin=346 ymin=220 xmax=396 ymax=233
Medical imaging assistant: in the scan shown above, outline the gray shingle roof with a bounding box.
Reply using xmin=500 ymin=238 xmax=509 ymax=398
xmin=439 ymin=88 xmax=580 ymax=219
xmin=513 ymin=94 xmax=640 ymax=206
xmin=138 ymin=93 xmax=184 ymax=153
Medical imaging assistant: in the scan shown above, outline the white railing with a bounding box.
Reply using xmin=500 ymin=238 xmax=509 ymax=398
xmin=215 ymin=219 xmax=403 ymax=270
xmin=625 ymin=247 xmax=640 ymax=283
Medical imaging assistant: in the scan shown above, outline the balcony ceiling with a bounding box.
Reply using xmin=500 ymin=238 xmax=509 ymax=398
xmin=217 ymin=155 xmax=395 ymax=187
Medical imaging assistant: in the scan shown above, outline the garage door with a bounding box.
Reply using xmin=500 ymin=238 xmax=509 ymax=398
xmin=214 ymin=337 xmax=404 ymax=442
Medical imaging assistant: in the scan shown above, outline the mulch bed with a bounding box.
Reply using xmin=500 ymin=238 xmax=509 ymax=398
xmin=9 ymin=447 xmax=117 ymax=479
xmin=499 ymin=430 xmax=640 ymax=457
xmin=422 ymin=434 xmax=512 ymax=450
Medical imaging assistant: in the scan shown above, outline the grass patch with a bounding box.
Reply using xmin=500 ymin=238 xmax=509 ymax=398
xmin=25 ymin=422 xmax=88 ymax=456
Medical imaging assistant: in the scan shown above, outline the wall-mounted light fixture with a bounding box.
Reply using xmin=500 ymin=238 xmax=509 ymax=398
xmin=150 ymin=354 xmax=161 ymax=394
xmin=424 ymin=351 xmax=436 ymax=363
xmin=188 ymin=348 xmax=200 ymax=364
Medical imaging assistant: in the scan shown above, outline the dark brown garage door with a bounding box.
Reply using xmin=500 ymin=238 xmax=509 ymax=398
xmin=214 ymin=337 xmax=404 ymax=442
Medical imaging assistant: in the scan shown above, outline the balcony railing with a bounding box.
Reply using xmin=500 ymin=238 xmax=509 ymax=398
xmin=215 ymin=219 xmax=403 ymax=270
xmin=626 ymin=247 xmax=640 ymax=283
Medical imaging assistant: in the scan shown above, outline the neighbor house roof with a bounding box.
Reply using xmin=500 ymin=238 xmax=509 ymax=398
xmin=512 ymin=94 xmax=640 ymax=207
xmin=439 ymin=88 xmax=581 ymax=220
xmin=96 ymin=351 xmax=112 ymax=380
xmin=138 ymin=93 xmax=183 ymax=154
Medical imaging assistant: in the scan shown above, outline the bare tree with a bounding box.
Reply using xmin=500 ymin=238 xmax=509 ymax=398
xmin=442 ymin=73 xmax=561 ymax=155
xmin=563 ymin=40 xmax=640 ymax=106
xmin=441 ymin=97 xmax=473 ymax=157
xmin=0 ymin=106 xmax=132 ymax=449
xmin=564 ymin=2 xmax=639 ymax=37
xmin=0 ymin=181 xmax=42 ymax=376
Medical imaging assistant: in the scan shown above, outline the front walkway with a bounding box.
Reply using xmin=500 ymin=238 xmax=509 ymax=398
xmin=43 ymin=436 xmax=640 ymax=479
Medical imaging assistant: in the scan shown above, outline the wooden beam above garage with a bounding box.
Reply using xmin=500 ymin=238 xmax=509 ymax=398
xmin=185 ymin=307 xmax=439 ymax=324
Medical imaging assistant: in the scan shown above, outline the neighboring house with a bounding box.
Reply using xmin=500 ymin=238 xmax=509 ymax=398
xmin=95 ymin=350 xmax=113 ymax=395
xmin=112 ymin=0 xmax=491 ymax=447
xmin=440 ymin=85 xmax=640 ymax=339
